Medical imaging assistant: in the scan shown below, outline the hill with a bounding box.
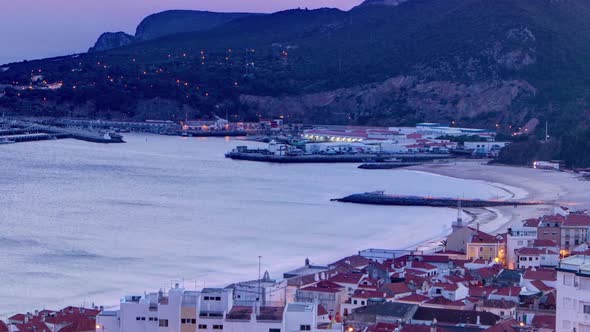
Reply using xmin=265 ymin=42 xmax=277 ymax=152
xmin=89 ymin=10 xmax=258 ymax=52
xmin=135 ymin=10 xmax=257 ymax=41
xmin=3 ymin=0 xmax=590 ymax=165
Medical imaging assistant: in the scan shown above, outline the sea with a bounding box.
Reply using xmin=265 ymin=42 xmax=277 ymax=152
xmin=0 ymin=134 xmax=510 ymax=316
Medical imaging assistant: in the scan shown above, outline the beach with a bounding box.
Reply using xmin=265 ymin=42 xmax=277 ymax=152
xmin=410 ymin=160 xmax=590 ymax=252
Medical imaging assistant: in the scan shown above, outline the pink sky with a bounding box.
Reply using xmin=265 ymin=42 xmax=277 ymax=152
xmin=1 ymin=0 xmax=363 ymax=65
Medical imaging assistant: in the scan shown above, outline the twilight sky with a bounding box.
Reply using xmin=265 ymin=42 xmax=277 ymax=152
xmin=1 ymin=0 xmax=363 ymax=66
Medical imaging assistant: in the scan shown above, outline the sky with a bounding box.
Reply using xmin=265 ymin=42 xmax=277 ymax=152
xmin=0 ymin=0 xmax=363 ymax=66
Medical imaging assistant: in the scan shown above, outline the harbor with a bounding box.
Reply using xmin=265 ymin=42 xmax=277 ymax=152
xmin=0 ymin=120 xmax=125 ymax=144
xmin=332 ymin=191 xmax=544 ymax=208
xmin=225 ymin=148 xmax=451 ymax=163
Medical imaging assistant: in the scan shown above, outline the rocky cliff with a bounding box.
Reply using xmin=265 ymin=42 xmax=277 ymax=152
xmin=88 ymin=32 xmax=135 ymax=52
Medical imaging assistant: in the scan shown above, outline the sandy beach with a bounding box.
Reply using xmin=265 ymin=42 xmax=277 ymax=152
xmin=409 ymin=160 xmax=590 ymax=252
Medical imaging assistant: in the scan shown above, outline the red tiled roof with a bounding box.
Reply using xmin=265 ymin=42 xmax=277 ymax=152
xmin=424 ymin=297 xmax=465 ymax=307
xmin=14 ymin=321 xmax=51 ymax=332
xmin=516 ymin=247 xmax=558 ymax=256
xmin=530 ymin=280 xmax=554 ymax=292
xmin=469 ymin=229 xmax=501 ymax=244
xmin=523 ymin=218 xmax=540 ymax=227
xmin=472 ymin=267 xmax=498 ymax=279
xmin=432 ymin=282 xmax=459 ymax=291
xmin=533 ymin=239 xmax=558 ymax=247
xmin=329 ymin=255 xmax=372 ymax=269
xmin=0 ymin=321 xmax=7 ymax=332
xmin=469 ymin=286 xmax=497 ymax=298
xmin=8 ymin=314 xmax=26 ymax=322
xmin=409 ymin=261 xmax=438 ymax=270
xmin=494 ymin=287 xmax=522 ymax=297
xmin=564 ymin=214 xmax=590 ymax=227
xmin=380 ymin=283 xmax=412 ymax=295
xmin=396 ymin=293 xmax=431 ymax=303
xmin=352 ymin=289 xmax=389 ymax=299
xmin=483 ymin=319 xmax=520 ymax=332
xmin=418 ymin=255 xmax=451 ymax=263
xmin=318 ymin=304 xmax=328 ymax=316
xmin=523 ymin=268 xmax=557 ymax=282
xmin=367 ymin=322 xmax=399 ymax=332
xmin=532 ymin=315 xmax=556 ymax=330
xmin=327 ymin=272 xmax=365 ymax=285
xmin=300 ymin=280 xmax=344 ymax=293
xmin=404 ymin=268 xmax=429 ymax=276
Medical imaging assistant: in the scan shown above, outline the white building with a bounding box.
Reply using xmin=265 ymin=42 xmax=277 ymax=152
xmin=515 ymin=248 xmax=560 ymax=269
xmin=463 ymin=142 xmax=509 ymax=155
xmin=556 ymin=255 xmax=590 ymax=332
xmin=506 ymin=220 xmax=539 ymax=269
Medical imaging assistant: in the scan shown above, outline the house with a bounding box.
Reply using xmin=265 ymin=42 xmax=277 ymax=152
xmin=488 ymin=287 xmax=522 ymax=303
xmin=429 ymin=282 xmax=469 ymax=301
xmin=506 ymin=219 xmax=539 ymax=269
xmin=4 ymin=307 xmax=99 ymax=332
xmin=340 ymin=290 xmax=394 ymax=318
xmin=560 ymin=213 xmax=590 ymax=252
xmin=522 ymin=268 xmax=557 ymax=288
xmin=476 ymin=300 xmax=518 ymax=319
xmin=223 ymin=306 xmax=284 ymax=332
xmin=405 ymin=261 xmax=438 ymax=277
xmin=379 ymin=283 xmax=413 ymax=299
xmin=327 ymin=271 xmax=367 ymax=295
xmin=537 ymin=215 xmax=564 ymax=248
xmin=347 ymin=302 xmax=418 ymax=325
xmin=515 ymin=248 xmax=559 ymax=269
xmin=295 ymin=280 xmax=347 ymax=315
xmin=466 ymin=229 xmax=507 ymax=264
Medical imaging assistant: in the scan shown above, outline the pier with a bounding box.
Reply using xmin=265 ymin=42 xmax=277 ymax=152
xmin=332 ymin=192 xmax=543 ymax=208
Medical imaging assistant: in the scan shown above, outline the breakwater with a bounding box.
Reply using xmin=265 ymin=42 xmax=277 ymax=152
xmin=332 ymin=192 xmax=543 ymax=207
xmin=225 ymin=152 xmax=450 ymax=163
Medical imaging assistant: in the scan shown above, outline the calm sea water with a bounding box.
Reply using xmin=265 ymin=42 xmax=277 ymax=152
xmin=0 ymin=134 xmax=508 ymax=316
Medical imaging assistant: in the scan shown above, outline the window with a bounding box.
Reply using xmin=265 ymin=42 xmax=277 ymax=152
xmin=198 ymin=324 xmax=207 ymax=330
xmin=159 ymin=319 xmax=169 ymax=327
xmin=213 ymin=325 xmax=223 ymax=330
xmin=269 ymin=329 xmax=281 ymax=332
xmin=215 ymin=297 xmax=221 ymax=301
xmin=204 ymin=296 xmax=210 ymax=301
xmin=353 ymin=300 xmax=357 ymax=305
xmin=361 ymin=301 xmax=365 ymax=305
xmin=564 ymin=274 xmax=574 ymax=286
xmin=300 ymin=325 xmax=311 ymax=331
xmin=192 ymin=319 xmax=197 ymax=324
xmin=181 ymin=319 xmax=187 ymax=324
xmin=136 ymin=317 xmax=141 ymax=321
xmin=584 ymin=305 xmax=590 ymax=314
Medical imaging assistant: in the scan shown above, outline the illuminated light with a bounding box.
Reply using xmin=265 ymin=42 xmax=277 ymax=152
xmin=96 ymin=325 xmax=101 ymax=329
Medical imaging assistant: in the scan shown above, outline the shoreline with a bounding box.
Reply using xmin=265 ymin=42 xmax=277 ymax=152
xmin=407 ymin=159 xmax=590 ymax=253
